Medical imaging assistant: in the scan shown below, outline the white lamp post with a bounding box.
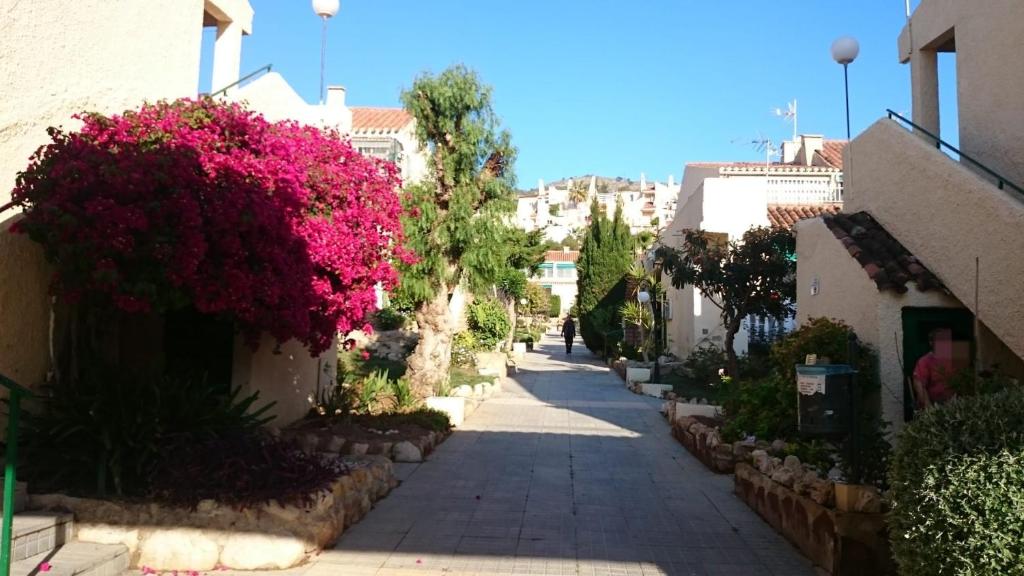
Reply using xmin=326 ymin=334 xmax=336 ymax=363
xmin=831 ymin=36 xmax=860 ymax=140
xmin=312 ymin=0 xmax=340 ymax=104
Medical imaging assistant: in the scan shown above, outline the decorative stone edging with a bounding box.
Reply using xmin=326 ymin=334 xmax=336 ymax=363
xmin=290 ymin=425 xmax=449 ymax=463
xmin=734 ymin=463 xmax=896 ymax=576
xmin=28 ymin=456 xmax=398 ymax=571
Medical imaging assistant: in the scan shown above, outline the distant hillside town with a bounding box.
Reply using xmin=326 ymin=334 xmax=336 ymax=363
xmin=516 ymin=173 xmax=681 ymax=242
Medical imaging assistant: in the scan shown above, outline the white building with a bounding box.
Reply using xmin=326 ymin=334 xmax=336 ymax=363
xmin=517 ymin=174 xmax=681 ymax=242
xmin=530 ymin=249 xmax=579 ymax=317
xmin=228 ymin=81 xmax=428 ymax=185
xmin=662 ymin=135 xmax=845 ymax=359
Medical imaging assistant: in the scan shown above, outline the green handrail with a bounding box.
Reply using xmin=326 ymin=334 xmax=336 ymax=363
xmin=208 ymin=64 xmax=273 ymax=98
xmin=886 ymin=109 xmax=1024 ymax=198
xmin=0 ymin=374 xmax=32 ymax=576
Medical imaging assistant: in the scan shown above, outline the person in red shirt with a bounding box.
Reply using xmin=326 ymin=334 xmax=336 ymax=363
xmin=912 ymin=328 xmax=956 ymax=409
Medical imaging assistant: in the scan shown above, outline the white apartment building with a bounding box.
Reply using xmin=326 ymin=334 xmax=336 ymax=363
xmin=517 ymin=174 xmax=681 ymax=242
xmin=662 ymin=135 xmax=845 ymax=359
xmin=530 ymin=249 xmax=579 ymax=317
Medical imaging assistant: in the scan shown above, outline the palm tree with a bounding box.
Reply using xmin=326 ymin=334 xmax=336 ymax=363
xmin=568 ymin=179 xmax=589 ymax=205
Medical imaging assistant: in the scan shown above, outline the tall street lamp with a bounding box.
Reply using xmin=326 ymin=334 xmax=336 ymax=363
xmin=831 ymin=36 xmax=860 ymax=140
xmin=312 ymin=0 xmax=340 ymax=104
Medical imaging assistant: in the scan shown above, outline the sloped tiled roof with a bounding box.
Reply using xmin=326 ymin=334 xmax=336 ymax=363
xmin=823 ymin=211 xmax=945 ymax=293
xmin=545 ymin=250 xmax=579 ymax=263
xmin=815 ymin=141 xmax=847 ymax=169
xmin=767 ymin=204 xmax=842 ymax=229
xmin=351 ymin=107 xmax=413 ymax=135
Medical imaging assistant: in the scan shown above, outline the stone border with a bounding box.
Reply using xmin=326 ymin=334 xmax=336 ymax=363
xmin=734 ymin=463 xmax=896 ymax=576
xmin=290 ymin=425 xmax=448 ymax=464
xmin=28 ymin=456 xmax=397 ymax=571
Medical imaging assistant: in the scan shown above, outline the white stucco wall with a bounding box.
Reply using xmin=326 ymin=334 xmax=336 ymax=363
xmin=0 ymin=0 xmax=211 ymax=389
xmin=845 ymin=120 xmax=1024 ymax=362
xmin=232 ymin=335 xmax=336 ymax=426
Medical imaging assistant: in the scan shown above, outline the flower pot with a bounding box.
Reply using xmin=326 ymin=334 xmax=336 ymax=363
xmin=425 ymin=396 xmax=466 ymax=427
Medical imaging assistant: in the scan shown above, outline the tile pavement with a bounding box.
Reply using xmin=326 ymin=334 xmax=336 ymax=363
xmin=310 ymin=332 xmax=818 ymax=576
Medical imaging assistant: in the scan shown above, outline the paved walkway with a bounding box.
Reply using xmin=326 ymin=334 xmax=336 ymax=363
xmin=310 ymin=333 xmax=817 ymax=576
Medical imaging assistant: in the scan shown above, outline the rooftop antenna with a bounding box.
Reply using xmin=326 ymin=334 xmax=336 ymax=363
xmin=731 ymin=132 xmax=780 ymax=173
xmin=772 ymin=99 xmax=798 ymax=142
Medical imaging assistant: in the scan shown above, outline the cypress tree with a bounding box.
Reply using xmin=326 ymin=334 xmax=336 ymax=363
xmin=576 ymin=198 xmax=633 ymax=354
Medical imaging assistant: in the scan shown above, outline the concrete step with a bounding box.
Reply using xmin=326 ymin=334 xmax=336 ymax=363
xmin=7 ymin=511 xmax=74 ymax=561
xmin=13 ymin=542 xmax=129 ymax=576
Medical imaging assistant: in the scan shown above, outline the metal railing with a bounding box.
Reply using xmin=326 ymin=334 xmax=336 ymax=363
xmin=208 ymin=64 xmax=273 ymax=98
xmin=0 ymin=374 xmax=31 ymax=576
xmin=886 ymin=109 xmax=1024 ymax=197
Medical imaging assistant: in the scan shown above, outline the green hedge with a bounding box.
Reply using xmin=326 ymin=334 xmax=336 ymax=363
xmin=548 ymin=294 xmax=562 ymax=318
xmin=888 ymin=389 xmax=1024 ymax=575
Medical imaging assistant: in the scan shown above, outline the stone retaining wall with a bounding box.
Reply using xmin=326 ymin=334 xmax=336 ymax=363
xmin=734 ymin=463 xmax=896 ymax=576
xmin=29 ymin=456 xmax=397 ymax=571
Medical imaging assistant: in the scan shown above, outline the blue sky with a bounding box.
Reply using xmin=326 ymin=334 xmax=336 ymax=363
xmin=204 ymin=0 xmax=957 ymax=188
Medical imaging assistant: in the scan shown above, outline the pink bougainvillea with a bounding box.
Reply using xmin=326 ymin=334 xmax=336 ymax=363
xmin=11 ymin=98 xmax=407 ymax=355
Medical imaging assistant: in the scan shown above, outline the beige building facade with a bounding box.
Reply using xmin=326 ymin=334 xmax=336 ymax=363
xmin=661 ymin=135 xmax=844 ymax=360
xmin=0 ymin=0 xmax=361 ymax=426
xmin=795 ymin=0 xmax=1024 ymax=432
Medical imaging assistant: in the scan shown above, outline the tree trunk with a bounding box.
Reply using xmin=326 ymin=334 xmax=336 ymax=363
xmin=724 ymin=316 xmax=743 ymax=379
xmin=406 ymin=288 xmax=455 ymax=398
xmin=505 ymin=297 xmax=517 ymax=349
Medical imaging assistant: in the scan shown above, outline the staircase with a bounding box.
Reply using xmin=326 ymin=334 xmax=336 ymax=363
xmin=845 ymin=118 xmax=1024 ymax=363
xmin=2 ymin=488 xmax=128 ymax=576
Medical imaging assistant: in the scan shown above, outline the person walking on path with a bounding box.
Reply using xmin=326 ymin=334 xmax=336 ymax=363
xmin=560 ymin=315 xmax=576 ymax=355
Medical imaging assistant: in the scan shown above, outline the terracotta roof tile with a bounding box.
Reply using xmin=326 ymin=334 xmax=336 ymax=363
xmin=767 ymin=204 xmax=841 ymax=229
xmin=351 ymin=107 xmax=413 ymax=134
xmin=815 ymin=140 xmax=847 ymax=169
xmin=822 ymin=211 xmax=946 ymax=293
xmin=545 ymin=250 xmax=579 ymax=263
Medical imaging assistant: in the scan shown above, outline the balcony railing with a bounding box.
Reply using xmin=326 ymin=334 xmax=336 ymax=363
xmin=887 ymin=109 xmax=1024 ymax=199
xmin=766 ymin=177 xmax=843 ymax=204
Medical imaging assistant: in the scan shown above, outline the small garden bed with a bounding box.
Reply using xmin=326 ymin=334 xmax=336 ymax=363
xmin=284 ymin=408 xmax=451 ymax=463
xmin=31 ymin=456 xmax=397 ymax=571
xmin=734 ymin=462 xmax=895 ymax=576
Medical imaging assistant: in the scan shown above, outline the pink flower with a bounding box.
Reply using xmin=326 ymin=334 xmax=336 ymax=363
xmin=38 ymin=562 xmax=52 ymax=573
xmin=9 ymin=98 xmax=406 ymax=357
xmin=361 ymin=350 xmax=371 ymax=361
xmin=141 ymin=567 xmax=155 ymax=576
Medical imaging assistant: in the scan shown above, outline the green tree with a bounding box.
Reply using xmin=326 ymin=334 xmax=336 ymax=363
xmin=568 ymin=178 xmax=590 ymax=205
xmin=576 ymin=198 xmax=633 ymax=355
xmin=657 ymin=226 xmax=796 ymax=377
xmin=395 ymin=65 xmax=517 ymax=395
xmin=497 ymin=227 xmax=551 ymax=346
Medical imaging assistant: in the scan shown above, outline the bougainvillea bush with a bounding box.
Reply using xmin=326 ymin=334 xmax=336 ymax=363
xmin=11 ymin=98 xmax=405 ymax=354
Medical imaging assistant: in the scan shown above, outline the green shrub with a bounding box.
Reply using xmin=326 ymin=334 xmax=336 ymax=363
xmin=390 ymin=377 xmax=418 ymax=411
xmin=467 ymin=299 xmax=510 ymax=349
xmin=548 ymin=294 xmax=562 ymax=318
xmin=684 ymin=345 xmax=727 ymax=387
xmin=889 ymin=389 xmax=1024 ymax=575
xmin=372 ymin=306 xmax=407 ymax=331
xmin=771 ymin=317 xmax=876 ymax=384
xmin=451 ymin=331 xmax=479 ymax=367
xmin=19 ymin=369 xmax=274 ymax=497
xmin=354 ymin=369 xmax=392 ymax=415
xmin=721 ymin=374 xmax=795 ymax=442
xmin=355 ymin=407 xmax=451 ymax=433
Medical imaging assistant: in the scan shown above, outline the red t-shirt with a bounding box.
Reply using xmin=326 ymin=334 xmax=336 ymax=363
xmin=913 ymin=352 xmax=955 ymax=404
